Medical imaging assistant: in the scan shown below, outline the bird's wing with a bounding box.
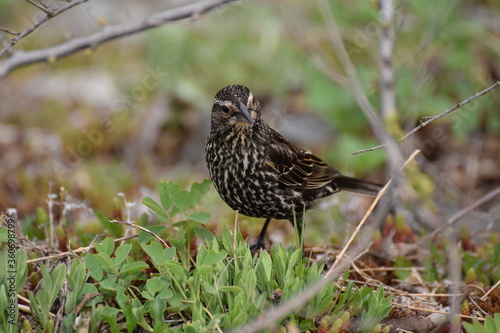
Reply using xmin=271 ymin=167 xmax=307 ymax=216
xmin=264 ymin=130 xmax=340 ymax=190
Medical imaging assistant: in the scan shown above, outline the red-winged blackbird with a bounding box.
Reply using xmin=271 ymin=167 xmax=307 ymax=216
xmin=205 ymin=84 xmax=381 ymax=250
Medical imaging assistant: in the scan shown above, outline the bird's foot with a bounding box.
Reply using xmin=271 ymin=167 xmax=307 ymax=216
xmin=249 ymin=238 xmax=267 ymax=253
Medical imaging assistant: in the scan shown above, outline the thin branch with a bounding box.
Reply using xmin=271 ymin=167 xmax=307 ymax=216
xmin=0 ymin=0 xmax=238 ymax=80
xmin=233 ymin=210 xmax=239 ymax=261
xmin=325 ymin=182 xmax=389 ymax=277
xmin=445 ymin=229 xmax=463 ymax=333
xmin=0 ymin=27 xmax=20 ymax=35
xmin=109 ymin=219 xmax=169 ymax=248
xmin=379 ymin=0 xmax=396 ymax=118
xmin=353 ymin=81 xmax=500 ymax=155
xmin=391 ymin=302 xmax=486 ymax=322
xmin=18 ymin=295 xmax=57 ymax=318
xmin=25 ymin=0 xmax=53 ymax=14
xmin=0 ymin=0 xmax=90 ymax=58
xmin=446 ymin=187 xmax=500 ymax=226
xmin=317 ymin=0 xmax=404 ymax=171
xmin=325 ymin=149 xmax=421 ymax=277
xmin=26 ymin=234 xmax=138 ymax=264
xmin=481 ymin=279 xmax=500 ymax=302
xmin=420 ymin=186 xmax=500 ymax=243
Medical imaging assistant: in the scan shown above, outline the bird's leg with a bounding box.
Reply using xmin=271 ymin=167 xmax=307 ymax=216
xmin=250 ymin=217 xmax=272 ymax=252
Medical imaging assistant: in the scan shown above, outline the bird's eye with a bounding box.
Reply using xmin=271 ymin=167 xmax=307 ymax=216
xmin=220 ymin=106 xmax=230 ymax=114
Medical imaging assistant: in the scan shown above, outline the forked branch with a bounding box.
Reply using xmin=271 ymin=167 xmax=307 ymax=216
xmin=353 ymin=81 xmax=500 ymax=155
xmin=0 ymin=0 xmax=237 ymax=80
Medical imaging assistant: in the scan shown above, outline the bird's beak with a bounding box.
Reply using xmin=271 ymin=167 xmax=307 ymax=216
xmin=237 ymin=102 xmax=253 ymax=125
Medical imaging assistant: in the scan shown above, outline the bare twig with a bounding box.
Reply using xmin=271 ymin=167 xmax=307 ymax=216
xmin=446 ymin=230 xmax=463 ymax=333
xmin=70 ymin=293 xmax=100 ymax=315
xmin=233 ymin=210 xmax=239 ymax=260
xmin=0 ymin=0 xmax=90 ymax=58
xmin=353 ymin=81 xmax=500 ymax=155
xmin=481 ymin=279 xmax=500 ymax=302
xmin=325 ymin=184 xmax=389 ymax=277
xmin=325 ymin=149 xmax=421 ymax=277
xmin=379 ymin=0 xmax=396 ymax=118
xmin=109 ymin=219 xmax=168 ymax=248
xmin=317 ymin=0 xmax=404 ymax=173
xmin=0 ymin=27 xmax=20 ymax=35
xmin=468 ymin=295 xmax=491 ymax=318
xmin=202 ymin=305 xmax=224 ymax=333
xmin=391 ymin=302 xmax=485 ymax=322
xmin=26 ymin=234 xmax=138 ymax=264
xmin=17 ymin=293 xmax=57 ymax=318
xmin=25 ymin=0 xmax=53 ymax=14
xmin=359 ymin=267 xmax=424 ymax=272
xmin=0 ymin=0 xmax=238 ymax=80
xmin=446 ymin=187 xmax=500 ymax=226
xmin=422 ymin=187 xmax=500 ymax=243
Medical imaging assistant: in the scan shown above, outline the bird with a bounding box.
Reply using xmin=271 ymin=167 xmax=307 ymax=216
xmin=205 ymin=84 xmax=382 ymax=250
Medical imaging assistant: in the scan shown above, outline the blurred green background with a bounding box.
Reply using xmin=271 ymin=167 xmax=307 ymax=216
xmin=0 ymin=0 xmax=499 ymax=243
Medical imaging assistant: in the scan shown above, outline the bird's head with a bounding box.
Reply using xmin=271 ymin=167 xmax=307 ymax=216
xmin=210 ymin=85 xmax=261 ymax=133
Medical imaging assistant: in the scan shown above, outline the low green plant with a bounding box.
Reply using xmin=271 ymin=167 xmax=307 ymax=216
xmin=0 ymin=249 xmax=27 ymax=333
xmin=463 ymin=313 xmax=500 ymax=333
xmin=28 ymin=264 xmax=66 ymax=332
xmin=83 ymin=233 xmax=392 ymax=331
xmin=1 ymin=179 xmax=395 ymax=332
xmin=358 ymin=286 xmax=393 ymax=332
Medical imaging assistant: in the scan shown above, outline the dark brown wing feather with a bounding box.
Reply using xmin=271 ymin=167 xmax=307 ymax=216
xmin=264 ymin=129 xmax=340 ymax=189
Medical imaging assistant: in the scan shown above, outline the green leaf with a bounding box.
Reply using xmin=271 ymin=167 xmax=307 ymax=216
xmin=359 ymin=287 xmax=392 ymax=331
xmin=256 ymin=250 xmax=273 ymax=292
xmin=141 ymin=242 xmax=176 ymax=269
xmin=84 ymin=255 xmax=104 ymax=281
xmin=235 ymin=269 xmax=257 ymax=296
xmin=119 ymin=261 xmax=148 ymax=275
xmin=113 ymin=244 xmax=132 ymax=266
xmin=485 ymin=316 xmax=497 ymax=332
xmin=101 ymin=306 xmax=120 ymax=332
xmin=167 ymin=182 xmax=191 ymax=213
xmin=166 ymin=292 xmax=182 ymax=307
xmin=0 ymin=285 xmax=7 ymax=319
xmin=43 ymin=264 xmax=66 ymax=305
xmin=95 ymin=210 xmax=122 ymax=238
xmin=97 ymin=253 xmax=118 ymax=274
xmin=0 ymin=228 xmax=8 ymax=242
xmin=146 ymin=277 xmax=162 ymax=297
xmin=199 ymin=249 xmax=227 ymax=266
xmin=202 ymin=282 xmax=218 ymax=295
xmin=15 ymin=250 xmax=27 ymax=293
xmin=220 ymin=227 xmax=235 ymax=256
xmin=188 ymin=212 xmax=211 ymax=224
xmin=158 ymin=288 xmax=174 ymax=300
xmin=164 ymin=261 xmax=189 ymax=281
xmin=100 ymin=277 xmax=119 ymax=291
xmin=142 ymin=197 xmax=168 ymax=222
xmin=157 ymin=180 xmax=173 ymax=212
xmin=394 ymin=257 xmax=413 ymax=280
xmin=194 ymin=227 xmax=215 ymax=243
xmin=150 ymin=296 xmax=167 ymax=329
xmin=65 ymin=260 xmax=87 ymax=313
xmin=30 ymin=290 xmax=44 ymax=325
xmin=94 ymin=237 xmax=114 ymax=256
xmin=219 ymin=286 xmax=244 ymax=293
xmin=190 ymin=179 xmax=212 ymax=206
xmin=138 ymin=225 xmax=167 ymax=244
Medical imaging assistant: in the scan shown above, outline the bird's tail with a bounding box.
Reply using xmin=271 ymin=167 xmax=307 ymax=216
xmin=335 ymin=176 xmax=382 ymax=197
